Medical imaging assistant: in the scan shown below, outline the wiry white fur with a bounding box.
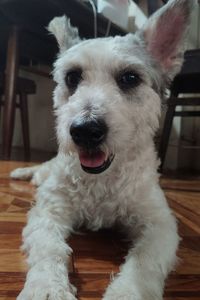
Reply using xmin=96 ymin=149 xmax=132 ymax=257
xmin=11 ymin=1 xmax=196 ymax=299
xmin=48 ymin=15 xmax=81 ymax=52
xmin=11 ymin=157 xmax=58 ymax=186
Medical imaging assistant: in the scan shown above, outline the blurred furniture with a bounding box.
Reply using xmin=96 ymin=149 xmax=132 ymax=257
xmin=0 ymin=0 xmax=126 ymax=160
xmin=0 ymin=73 xmax=36 ymax=161
xmin=134 ymin=0 xmax=167 ymax=15
xmin=147 ymin=0 xmax=160 ymax=15
xmin=147 ymin=0 xmax=169 ymax=15
xmin=159 ymin=49 xmax=200 ymax=171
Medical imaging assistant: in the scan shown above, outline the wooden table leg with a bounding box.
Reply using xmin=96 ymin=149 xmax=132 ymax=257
xmin=2 ymin=26 xmax=19 ymax=160
xmin=20 ymin=92 xmax=30 ymax=161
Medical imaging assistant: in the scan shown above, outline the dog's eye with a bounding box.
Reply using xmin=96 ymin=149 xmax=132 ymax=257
xmin=118 ymin=71 xmax=140 ymax=90
xmin=65 ymin=69 xmax=82 ymax=89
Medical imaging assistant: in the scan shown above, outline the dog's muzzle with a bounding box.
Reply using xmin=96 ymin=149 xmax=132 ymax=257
xmin=70 ymin=119 xmax=114 ymax=174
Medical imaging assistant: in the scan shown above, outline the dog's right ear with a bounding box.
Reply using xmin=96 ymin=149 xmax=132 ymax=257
xmin=48 ymin=15 xmax=81 ymax=53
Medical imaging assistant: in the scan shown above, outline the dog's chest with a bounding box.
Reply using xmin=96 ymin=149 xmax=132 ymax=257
xmin=71 ymin=180 xmax=114 ymax=227
xmin=69 ymin=173 xmax=135 ymax=229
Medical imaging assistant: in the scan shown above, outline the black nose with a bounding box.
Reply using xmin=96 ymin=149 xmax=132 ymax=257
xmin=70 ymin=119 xmax=108 ymax=148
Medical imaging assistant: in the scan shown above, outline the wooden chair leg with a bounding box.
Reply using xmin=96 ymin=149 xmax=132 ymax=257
xmin=0 ymin=96 xmax=1 ymax=123
xmin=19 ymin=92 xmax=30 ymax=161
xmin=2 ymin=26 xmax=19 ymax=160
xmin=158 ymin=100 xmax=176 ymax=172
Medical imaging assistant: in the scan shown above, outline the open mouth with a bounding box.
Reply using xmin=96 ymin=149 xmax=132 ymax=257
xmin=78 ymin=149 xmax=114 ymax=174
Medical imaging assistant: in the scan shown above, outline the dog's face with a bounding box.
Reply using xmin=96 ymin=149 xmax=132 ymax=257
xmin=53 ymin=36 xmax=162 ymax=174
xmin=49 ymin=0 xmax=195 ymax=174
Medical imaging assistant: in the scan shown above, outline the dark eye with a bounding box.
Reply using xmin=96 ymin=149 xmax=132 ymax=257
xmin=65 ymin=69 xmax=82 ymax=89
xmin=118 ymin=71 xmax=141 ymax=90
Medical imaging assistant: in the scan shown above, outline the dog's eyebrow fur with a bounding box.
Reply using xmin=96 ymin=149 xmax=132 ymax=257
xmin=63 ymin=61 xmax=162 ymax=97
xmin=112 ymin=63 xmax=150 ymax=82
xmin=57 ymin=51 xmax=163 ymax=97
xmin=112 ymin=61 xmax=164 ymax=96
xmin=64 ymin=64 xmax=83 ymax=73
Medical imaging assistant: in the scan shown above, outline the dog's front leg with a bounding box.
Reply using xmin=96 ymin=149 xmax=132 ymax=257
xmin=103 ymin=187 xmax=179 ymax=300
xmin=17 ymin=183 xmax=77 ymax=300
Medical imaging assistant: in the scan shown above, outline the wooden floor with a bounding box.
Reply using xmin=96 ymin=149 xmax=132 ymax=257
xmin=0 ymin=161 xmax=199 ymax=300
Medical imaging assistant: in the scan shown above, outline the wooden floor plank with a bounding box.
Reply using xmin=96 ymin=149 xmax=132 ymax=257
xmin=0 ymin=161 xmax=199 ymax=300
xmin=166 ymin=190 xmax=200 ymax=215
xmin=160 ymin=177 xmax=200 ymax=192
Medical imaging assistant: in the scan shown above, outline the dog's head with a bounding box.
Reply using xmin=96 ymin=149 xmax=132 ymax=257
xmin=49 ymin=0 xmax=196 ymax=174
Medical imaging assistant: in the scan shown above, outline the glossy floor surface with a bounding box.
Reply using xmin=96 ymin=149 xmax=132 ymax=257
xmin=0 ymin=161 xmax=199 ymax=300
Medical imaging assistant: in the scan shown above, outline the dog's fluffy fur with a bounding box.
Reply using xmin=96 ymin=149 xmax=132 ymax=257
xmin=11 ymin=1 xmax=196 ymax=299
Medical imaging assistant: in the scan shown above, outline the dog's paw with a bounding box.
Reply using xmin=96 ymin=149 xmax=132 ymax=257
xmin=103 ymin=290 xmax=140 ymax=300
xmin=10 ymin=166 xmax=46 ymax=186
xmin=17 ymin=282 xmax=77 ymax=300
xmin=103 ymin=280 xmax=162 ymax=300
xmin=10 ymin=167 xmax=34 ymax=181
xmin=103 ymin=279 xmax=141 ymax=300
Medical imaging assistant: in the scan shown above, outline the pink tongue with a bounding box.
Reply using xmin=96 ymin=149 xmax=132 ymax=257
xmin=79 ymin=150 xmax=106 ymax=168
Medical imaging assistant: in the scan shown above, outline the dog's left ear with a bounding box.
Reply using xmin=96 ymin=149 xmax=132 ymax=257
xmin=48 ymin=15 xmax=81 ymax=52
xmin=138 ymin=0 xmax=196 ymax=78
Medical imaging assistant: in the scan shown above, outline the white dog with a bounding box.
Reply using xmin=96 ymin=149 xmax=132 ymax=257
xmin=11 ymin=1 xmax=196 ymax=299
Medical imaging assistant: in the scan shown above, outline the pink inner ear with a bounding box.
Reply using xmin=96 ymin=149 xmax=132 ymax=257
xmin=146 ymin=9 xmax=186 ymax=69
